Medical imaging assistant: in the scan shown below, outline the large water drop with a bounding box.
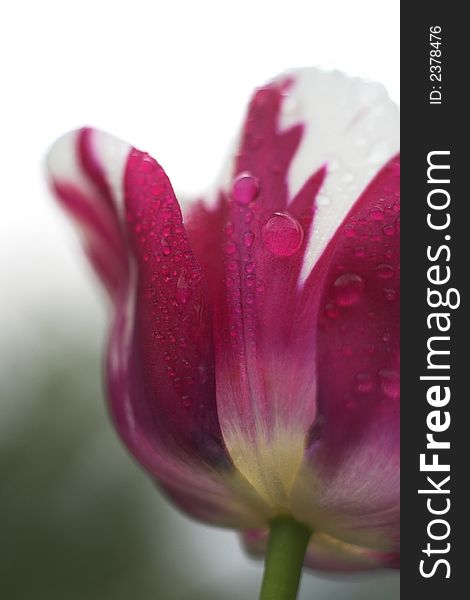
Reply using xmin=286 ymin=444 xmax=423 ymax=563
xmin=333 ymin=273 xmax=365 ymax=306
xmin=232 ymin=172 xmax=259 ymax=205
xmin=262 ymin=212 xmax=304 ymax=257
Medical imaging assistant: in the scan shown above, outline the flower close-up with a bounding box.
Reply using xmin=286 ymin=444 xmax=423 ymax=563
xmin=47 ymin=68 xmax=399 ymax=598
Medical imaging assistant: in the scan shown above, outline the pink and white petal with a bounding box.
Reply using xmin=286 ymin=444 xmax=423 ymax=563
xmin=241 ymin=528 xmax=399 ymax=572
xmin=288 ymin=157 xmax=399 ymax=548
xmin=186 ymin=69 xmax=398 ymax=511
xmin=47 ymin=128 xmax=262 ymax=528
xmin=279 ymin=69 xmax=399 ymax=283
xmin=47 ymin=128 xmax=130 ymax=298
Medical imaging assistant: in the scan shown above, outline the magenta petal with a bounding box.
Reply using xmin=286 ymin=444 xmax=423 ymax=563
xmin=192 ymin=80 xmax=328 ymax=503
xmin=47 ymin=128 xmax=260 ymax=527
xmin=118 ymin=147 xmax=224 ymax=464
xmin=48 ymin=128 xmax=129 ymax=298
xmin=310 ymin=155 xmax=400 ymax=470
xmin=289 ymin=157 xmax=400 ymax=552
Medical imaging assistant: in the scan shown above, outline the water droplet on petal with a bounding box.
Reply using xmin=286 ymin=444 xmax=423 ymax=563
xmin=355 ymin=372 xmax=374 ymax=393
xmin=244 ymin=210 xmax=254 ymax=224
xmin=256 ymin=279 xmax=265 ymax=292
xmin=161 ymin=239 xmax=171 ymax=255
xmin=375 ymin=263 xmax=395 ymax=279
xmin=378 ymin=368 xmax=400 ymax=400
xmin=333 ymin=273 xmax=364 ymax=306
xmin=224 ymin=221 xmax=234 ymax=235
xmin=243 ymin=231 xmax=255 ymax=248
xmin=232 ymin=173 xmax=259 ymax=205
xmin=181 ymin=395 xmax=192 ymax=409
xmin=369 ymin=206 xmax=384 ymax=221
xmin=225 ymin=240 xmax=237 ymax=254
xmin=245 ymin=274 xmax=256 ymax=288
xmin=262 ymin=212 xmax=304 ymax=257
xmin=344 ymin=225 xmax=357 ymax=238
xmin=244 ymin=258 xmax=255 ymax=273
xmin=383 ymin=223 xmax=395 ymax=237
xmin=384 ymin=288 xmax=397 ymax=302
xmin=325 ymin=303 xmax=340 ymax=319
xmin=354 ymin=246 xmax=366 ymax=258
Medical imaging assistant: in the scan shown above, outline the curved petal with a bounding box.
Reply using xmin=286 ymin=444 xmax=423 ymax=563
xmin=241 ymin=528 xmax=399 ymax=572
xmin=185 ymin=69 xmax=399 ymax=514
xmin=47 ymin=128 xmax=262 ymax=527
xmin=289 ymin=157 xmax=399 ymax=552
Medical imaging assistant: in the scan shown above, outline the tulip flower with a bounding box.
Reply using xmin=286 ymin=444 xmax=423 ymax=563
xmin=47 ymin=68 xmax=399 ymax=599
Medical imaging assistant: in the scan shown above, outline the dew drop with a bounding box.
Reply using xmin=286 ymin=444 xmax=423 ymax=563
xmin=375 ymin=263 xmax=395 ymax=280
xmin=256 ymin=279 xmax=265 ymax=293
xmin=325 ymin=302 xmax=340 ymax=319
xmin=354 ymin=246 xmax=366 ymax=258
xmin=244 ymin=258 xmax=255 ymax=273
xmin=243 ymin=231 xmax=255 ymax=248
xmin=355 ymin=372 xmax=374 ymax=393
xmin=344 ymin=225 xmax=357 ymax=238
xmin=262 ymin=212 xmax=304 ymax=257
xmin=333 ymin=273 xmax=364 ymax=306
xmin=383 ymin=223 xmax=395 ymax=237
xmin=225 ymin=240 xmax=237 ymax=255
xmin=384 ymin=288 xmax=397 ymax=302
xmin=378 ymin=368 xmax=400 ymax=400
xmin=232 ymin=172 xmax=259 ymax=205
xmin=224 ymin=221 xmax=234 ymax=236
xmin=244 ymin=210 xmax=254 ymax=224
xmin=245 ymin=273 xmax=256 ymax=288
xmin=369 ymin=206 xmax=384 ymax=221
xmin=181 ymin=395 xmax=192 ymax=409
xmin=161 ymin=239 xmax=171 ymax=255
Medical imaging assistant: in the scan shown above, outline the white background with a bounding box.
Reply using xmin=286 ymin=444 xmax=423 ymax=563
xmin=0 ymin=1 xmax=399 ymax=597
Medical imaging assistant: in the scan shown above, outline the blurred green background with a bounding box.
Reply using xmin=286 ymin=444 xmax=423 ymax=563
xmin=0 ymin=303 xmax=399 ymax=599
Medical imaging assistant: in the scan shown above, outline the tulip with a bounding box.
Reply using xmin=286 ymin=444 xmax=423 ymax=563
xmin=47 ymin=68 xmax=399 ymax=599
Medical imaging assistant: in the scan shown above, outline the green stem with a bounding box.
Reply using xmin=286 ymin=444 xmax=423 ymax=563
xmin=259 ymin=517 xmax=312 ymax=600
